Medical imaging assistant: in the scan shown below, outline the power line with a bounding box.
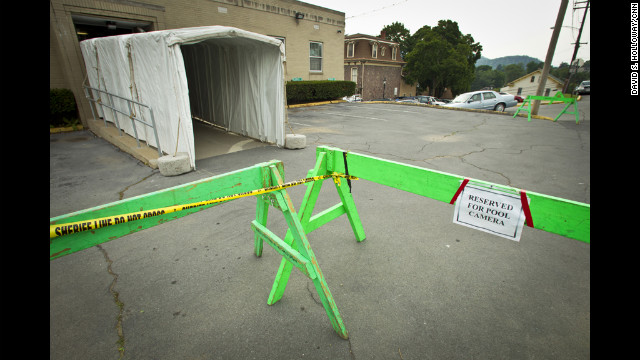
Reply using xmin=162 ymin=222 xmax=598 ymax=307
xmin=345 ymin=0 xmax=410 ymax=19
xmin=562 ymin=0 xmax=589 ymax=93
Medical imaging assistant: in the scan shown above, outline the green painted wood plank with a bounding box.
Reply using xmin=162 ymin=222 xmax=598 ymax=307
xmin=251 ymin=220 xmax=316 ymax=279
xmin=307 ymin=203 xmax=346 ymax=233
xmin=268 ymin=156 xmax=328 ymax=305
xmin=50 ymin=160 xmax=282 ymax=260
xmin=331 ymin=162 xmax=366 ymax=241
xmin=267 ymin=165 xmax=349 ymax=339
xmin=318 ymin=146 xmax=590 ymax=243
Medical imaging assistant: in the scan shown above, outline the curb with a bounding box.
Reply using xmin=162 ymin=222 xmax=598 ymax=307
xmin=50 ymin=125 xmax=84 ymax=133
xmin=355 ymin=100 xmax=556 ymax=121
xmin=287 ymin=100 xmax=346 ymax=108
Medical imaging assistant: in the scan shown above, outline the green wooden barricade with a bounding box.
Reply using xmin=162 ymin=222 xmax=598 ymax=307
xmin=50 ymin=145 xmax=590 ymax=340
xmin=50 ymin=159 xmax=352 ymax=339
xmin=252 ymin=162 xmax=351 ymax=339
xmin=513 ymin=92 xmax=580 ymax=123
xmin=50 ymin=160 xmax=287 ymax=260
xmin=301 ymin=146 xmax=589 ymax=244
xmin=253 ymin=146 xmax=589 ymax=338
xmin=253 ymin=150 xmax=363 ymax=340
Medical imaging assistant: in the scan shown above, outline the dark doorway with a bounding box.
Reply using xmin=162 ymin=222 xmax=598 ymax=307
xmin=72 ymin=15 xmax=152 ymax=42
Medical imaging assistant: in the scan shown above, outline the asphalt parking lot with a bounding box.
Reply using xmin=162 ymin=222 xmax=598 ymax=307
xmin=50 ymin=98 xmax=589 ymax=359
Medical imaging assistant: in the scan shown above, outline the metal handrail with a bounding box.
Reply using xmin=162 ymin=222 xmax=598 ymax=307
xmin=83 ymin=85 xmax=163 ymax=156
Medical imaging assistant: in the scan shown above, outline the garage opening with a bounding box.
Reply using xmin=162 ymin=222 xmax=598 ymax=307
xmin=72 ymin=15 xmax=152 ymax=41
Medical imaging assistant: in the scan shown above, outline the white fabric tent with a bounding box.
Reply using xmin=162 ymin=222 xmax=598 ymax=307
xmin=79 ymin=26 xmax=286 ymax=169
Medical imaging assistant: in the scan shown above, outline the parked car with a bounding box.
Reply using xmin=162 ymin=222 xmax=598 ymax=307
xmin=444 ymin=90 xmax=517 ymax=112
xmin=396 ymin=96 xmax=419 ymax=103
xmin=342 ymin=94 xmax=362 ymax=102
xmin=500 ymin=92 xmax=524 ymax=103
xmin=437 ymin=98 xmax=451 ymax=104
xmin=574 ymin=80 xmax=590 ymax=95
xmin=415 ymin=95 xmax=445 ymax=105
xmin=415 ymin=95 xmax=430 ymax=104
xmin=432 ymin=97 xmax=446 ymax=105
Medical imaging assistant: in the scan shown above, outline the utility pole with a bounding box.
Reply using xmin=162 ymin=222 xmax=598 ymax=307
xmin=532 ymin=0 xmax=569 ymax=115
xmin=562 ymin=0 xmax=590 ymax=93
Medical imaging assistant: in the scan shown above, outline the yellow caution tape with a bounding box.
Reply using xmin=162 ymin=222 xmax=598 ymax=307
xmin=50 ymin=173 xmax=358 ymax=239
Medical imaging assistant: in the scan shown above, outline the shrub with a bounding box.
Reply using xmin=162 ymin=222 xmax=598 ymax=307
xmin=50 ymin=88 xmax=79 ymax=127
xmin=286 ymin=80 xmax=356 ymax=104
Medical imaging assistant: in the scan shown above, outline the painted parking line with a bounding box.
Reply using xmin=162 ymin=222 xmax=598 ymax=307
xmin=322 ymin=112 xmax=389 ymax=122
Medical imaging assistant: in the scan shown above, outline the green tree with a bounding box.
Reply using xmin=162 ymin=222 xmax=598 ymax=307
xmin=492 ymin=70 xmax=506 ymax=89
xmin=526 ymin=61 xmax=543 ymax=73
xmin=404 ymin=20 xmax=482 ymax=97
xmin=380 ymin=22 xmax=412 ymax=59
xmin=473 ymin=65 xmax=494 ymax=89
xmin=550 ymin=61 xmax=590 ymax=92
xmin=471 ymin=65 xmax=506 ymax=90
xmin=503 ymin=63 xmax=525 ymax=84
xmin=550 ymin=62 xmax=570 ymax=82
xmin=405 ymin=35 xmax=450 ymax=95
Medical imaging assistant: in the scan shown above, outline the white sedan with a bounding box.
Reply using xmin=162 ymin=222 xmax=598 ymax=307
xmin=443 ymin=90 xmax=517 ymax=112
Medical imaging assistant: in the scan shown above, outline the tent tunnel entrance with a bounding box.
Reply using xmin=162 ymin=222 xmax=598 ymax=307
xmin=180 ymin=38 xmax=279 ymax=161
xmin=78 ymin=26 xmax=286 ymax=169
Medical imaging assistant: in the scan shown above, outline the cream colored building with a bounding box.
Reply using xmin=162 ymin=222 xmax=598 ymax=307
xmin=50 ymin=0 xmax=346 ymax=126
xmin=500 ymin=69 xmax=565 ymax=98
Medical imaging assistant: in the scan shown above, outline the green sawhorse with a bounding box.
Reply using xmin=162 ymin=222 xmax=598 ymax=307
xmin=252 ymin=158 xmax=364 ymax=339
xmin=50 ymin=157 xmax=359 ymax=340
xmin=513 ymin=92 xmax=580 ymax=124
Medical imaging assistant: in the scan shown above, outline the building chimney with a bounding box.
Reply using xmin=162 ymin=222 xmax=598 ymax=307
xmin=380 ymin=31 xmax=386 ymax=39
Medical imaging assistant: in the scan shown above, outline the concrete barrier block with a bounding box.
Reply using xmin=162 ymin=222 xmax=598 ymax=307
xmin=158 ymin=152 xmax=192 ymax=176
xmin=285 ymin=134 xmax=306 ymax=149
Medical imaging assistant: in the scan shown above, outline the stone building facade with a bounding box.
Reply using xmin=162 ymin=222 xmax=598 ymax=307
xmin=343 ymin=33 xmax=415 ymax=101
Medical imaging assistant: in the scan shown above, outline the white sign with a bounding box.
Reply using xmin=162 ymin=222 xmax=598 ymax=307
xmin=452 ymin=183 xmax=528 ymax=241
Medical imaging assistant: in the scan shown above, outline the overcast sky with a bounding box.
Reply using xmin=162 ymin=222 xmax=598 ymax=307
xmin=301 ymin=0 xmax=590 ymax=67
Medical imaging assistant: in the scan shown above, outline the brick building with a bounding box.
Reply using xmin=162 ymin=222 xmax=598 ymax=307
xmin=344 ymin=33 xmax=415 ymax=101
xmin=50 ymin=0 xmax=346 ymax=126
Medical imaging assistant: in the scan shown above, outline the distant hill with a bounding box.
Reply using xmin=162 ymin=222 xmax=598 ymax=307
xmin=476 ymin=55 xmax=543 ymax=69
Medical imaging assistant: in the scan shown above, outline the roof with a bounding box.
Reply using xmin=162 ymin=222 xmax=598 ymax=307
xmin=345 ymin=33 xmax=399 ymax=46
xmin=506 ymin=69 xmax=564 ymax=87
xmin=80 ymin=26 xmax=285 ymax=54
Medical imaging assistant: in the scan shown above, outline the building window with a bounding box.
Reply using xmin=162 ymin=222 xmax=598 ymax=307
xmin=517 ymin=88 xmax=523 ymax=95
xmin=530 ymin=76 xmax=535 ymax=82
xmin=351 ymin=67 xmax=358 ymax=83
xmin=310 ymin=41 xmax=323 ymax=72
xmin=392 ymin=47 xmax=397 ymax=60
xmin=347 ymin=42 xmax=354 ymax=58
xmin=372 ymin=43 xmax=378 ymax=58
xmin=381 ymin=46 xmax=386 ymax=57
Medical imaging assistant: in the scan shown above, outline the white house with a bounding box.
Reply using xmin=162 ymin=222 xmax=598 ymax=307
xmin=500 ymin=69 xmax=565 ymax=97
